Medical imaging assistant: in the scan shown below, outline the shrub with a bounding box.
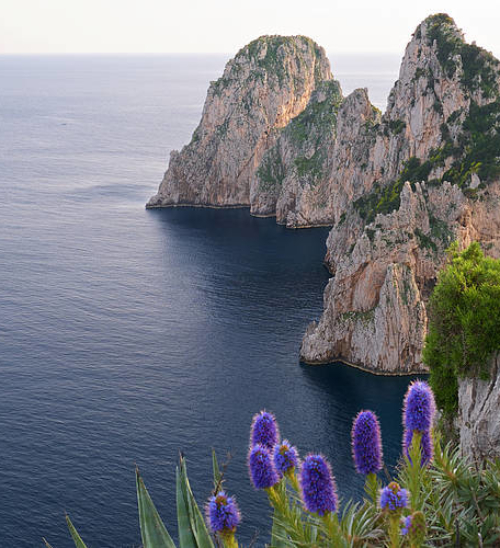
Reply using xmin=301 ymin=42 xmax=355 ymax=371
xmin=423 ymin=242 xmax=500 ymax=418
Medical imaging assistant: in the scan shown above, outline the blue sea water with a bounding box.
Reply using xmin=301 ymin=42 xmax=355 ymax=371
xmin=0 ymin=53 xmax=414 ymax=547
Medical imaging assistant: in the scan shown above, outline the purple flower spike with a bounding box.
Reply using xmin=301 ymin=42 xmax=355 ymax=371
xmin=380 ymin=482 xmax=408 ymax=511
xmin=206 ymin=491 xmax=241 ymax=534
xmin=404 ymin=429 xmax=433 ymax=466
xmin=299 ymin=454 xmax=338 ymax=516
xmin=403 ymin=381 xmax=436 ymax=432
xmin=401 ymin=515 xmax=412 ymax=536
xmin=273 ymin=440 xmax=299 ymax=477
xmin=248 ymin=444 xmax=279 ymax=489
xmin=351 ymin=410 xmax=383 ymax=475
xmin=250 ymin=411 xmax=280 ymax=449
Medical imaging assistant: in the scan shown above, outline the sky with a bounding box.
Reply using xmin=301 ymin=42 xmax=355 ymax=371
xmin=1 ymin=0 xmax=499 ymax=57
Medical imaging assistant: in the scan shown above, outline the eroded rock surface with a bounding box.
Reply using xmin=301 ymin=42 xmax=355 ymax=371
xmin=147 ymin=36 xmax=332 ymax=208
xmin=301 ymin=14 xmax=500 ymax=373
xmin=458 ymin=353 xmax=500 ymax=461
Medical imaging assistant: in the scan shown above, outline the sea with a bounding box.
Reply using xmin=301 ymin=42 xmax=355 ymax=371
xmin=0 ymin=52 xmax=418 ymax=547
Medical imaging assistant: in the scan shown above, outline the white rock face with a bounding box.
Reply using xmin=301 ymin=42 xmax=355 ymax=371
xmin=458 ymin=353 xmax=500 ymax=461
xmin=147 ymin=36 xmax=332 ymax=209
xmin=301 ymin=14 xmax=500 ymax=373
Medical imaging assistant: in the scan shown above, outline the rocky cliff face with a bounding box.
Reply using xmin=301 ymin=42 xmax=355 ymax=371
xmin=457 ymin=353 xmax=500 ymax=461
xmin=249 ymin=80 xmax=343 ymax=227
xmin=301 ymin=14 xmax=500 ymax=373
xmin=148 ymin=14 xmax=500 ymax=377
xmin=147 ymin=36 xmax=332 ymax=208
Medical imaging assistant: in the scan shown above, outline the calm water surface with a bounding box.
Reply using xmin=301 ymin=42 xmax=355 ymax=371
xmin=0 ymin=54 xmax=415 ymax=547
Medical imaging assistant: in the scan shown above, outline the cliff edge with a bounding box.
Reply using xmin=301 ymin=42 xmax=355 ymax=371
xmin=301 ymin=14 xmax=500 ymax=374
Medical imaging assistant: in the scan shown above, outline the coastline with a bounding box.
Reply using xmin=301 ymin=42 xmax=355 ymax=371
xmin=301 ymin=356 xmax=428 ymax=377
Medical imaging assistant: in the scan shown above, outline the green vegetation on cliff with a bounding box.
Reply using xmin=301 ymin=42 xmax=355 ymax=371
xmin=257 ymin=80 xmax=342 ymax=190
xmin=423 ymin=242 xmax=500 ymax=418
xmin=354 ymin=14 xmax=500 ymax=225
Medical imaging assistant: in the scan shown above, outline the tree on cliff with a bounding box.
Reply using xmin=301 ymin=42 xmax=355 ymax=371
xmin=423 ymin=242 xmax=500 ymax=417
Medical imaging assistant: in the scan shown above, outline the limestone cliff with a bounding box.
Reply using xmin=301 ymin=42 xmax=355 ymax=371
xmin=147 ymin=36 xmax=332 ymax=208
xmin=457 ymin=353 xmax=500 ymax=461
xmin=301 ymin=14 xmax=500 ymax=373
xmin=249 ymin=80 xmax=343 ymax=227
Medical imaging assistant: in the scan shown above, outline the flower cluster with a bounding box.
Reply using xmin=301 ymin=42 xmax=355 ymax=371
xmin=401 ymin=511 xmax=426 ymax=544
xmin=380 ymin=482 xmax=408 ymax=511
xmin=248 ymin=444 xmax=279 ymax=489
xmin=247 ymin=411 xmax=339 ymax=518
xmin=299 ymin=454 xmax=338 ymax=516
xmin=401 ymin=515 xmax=412 ymax=535
xmin=250 ymin=411 xmax=280 ymax=449
xmin=402 ymin=381 xmax=436 ymax=466
xmin=273 ymin=440 xmax=299 ymax=477
xmin=351 ymin=410 xmax=383 ymax=475
xmin=207 ymin=382 xmax=438 ymax=544
xmin=403 ymin=381 xmax=436 ymax=432
xmin=206 ymin=491 xmax=241 ymax=534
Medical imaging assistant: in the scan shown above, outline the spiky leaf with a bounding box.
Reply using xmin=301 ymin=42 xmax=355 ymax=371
xmin=136 ymin=467 xmax=177 ymax=548
xmin=66 ymin=515 xmax=89 ymax=548
xmin=176 ymin=456 xmax=214 ymax=548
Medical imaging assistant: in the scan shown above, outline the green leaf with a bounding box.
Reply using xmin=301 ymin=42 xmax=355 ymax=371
xmin=176 ymin=456 xmax=214 ymax=548
xmin=42 ymin=539 xmax=56 ymax=548
xmin=65 ymin=515 xmax=89 ymax=548
xmin=136 ymin=467 xmax=177 ymax=548
xmin=211 ymin=449 xmax=222 ymax=492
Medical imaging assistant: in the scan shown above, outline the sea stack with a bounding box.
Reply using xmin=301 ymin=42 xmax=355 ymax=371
xmin=147 ymin=36 xmax=333 ymax=209
xmin=300 ymin=14 xmax=500 ymax=373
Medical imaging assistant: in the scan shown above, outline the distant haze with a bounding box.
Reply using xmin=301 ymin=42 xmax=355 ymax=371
xmin=1 ymin=0 xmax=499 ymax=57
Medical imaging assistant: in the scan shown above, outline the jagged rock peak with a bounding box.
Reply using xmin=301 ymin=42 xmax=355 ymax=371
xmin=147 ymin=35 xmax=332 ymax=209
xmin=300 ymin=13 xmax=500 ymax=374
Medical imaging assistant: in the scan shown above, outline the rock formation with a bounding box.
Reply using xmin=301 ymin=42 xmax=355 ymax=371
xmin=148 ymin=14 xmax=500 ymax=378
xmin=457 ymin=353 xmax=500 ymax=461
xmin=249 ymin=79 xmax=343 ymax=227
xmin=300 ymin=14 xmax=500 ymax=374
xmin=147 ymin=36 xmax=333 ymax=209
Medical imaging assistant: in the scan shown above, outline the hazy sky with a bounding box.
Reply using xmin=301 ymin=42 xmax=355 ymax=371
xmin=1 ymin=0 xmax=499 ymax=57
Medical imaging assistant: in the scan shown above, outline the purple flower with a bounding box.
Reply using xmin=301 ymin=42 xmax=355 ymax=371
xmin=351 ymin=410 xmax=383 ymax=475
xmin=273 ymin=440 xmax=299 ymax=477
xmin=403 ymin=381 xmax=436 ymax=432
xmin=299 ymin=454 xmax=338 ymax=516
xmin=380 ymin=482 xmax=408 ymax=511
xmin=404 ymin=429 xmax=433 ymax=466
xmin=401 ymin=515 xmax=412 ymax=536
xmin=206 ymin=491 xmax=241 ymax=534
xmin=248 ymin=444 xmax=279 ymax=489
xmin=250 ymin=411 xmax=280 ymax=449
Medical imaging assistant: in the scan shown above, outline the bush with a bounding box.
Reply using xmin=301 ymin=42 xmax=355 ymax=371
xmin=423 ymin=242 xmax=500 ymax=418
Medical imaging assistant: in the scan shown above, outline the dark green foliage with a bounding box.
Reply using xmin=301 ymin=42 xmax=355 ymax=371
xmin=442 ymin=100 xmax=500 ymax=188
xmin=426 ymin=13 xmax=500 ymax=97
xmin=258 ymin=80 xmax=342 ymax=191
xmin=387 ymin=119 xmax=406 ymax=135
xmin=257 ymin=148 xmax=286 ymax=191
xmin=423 ymin=242 xmax=500 ymax=417
xmin=415 ymin=228 xmax=437 ymax=252
xmin=354 ymin=157 xmax=433 ymax=223
xmin=287 ymin=80 xmax=342 ymax=144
